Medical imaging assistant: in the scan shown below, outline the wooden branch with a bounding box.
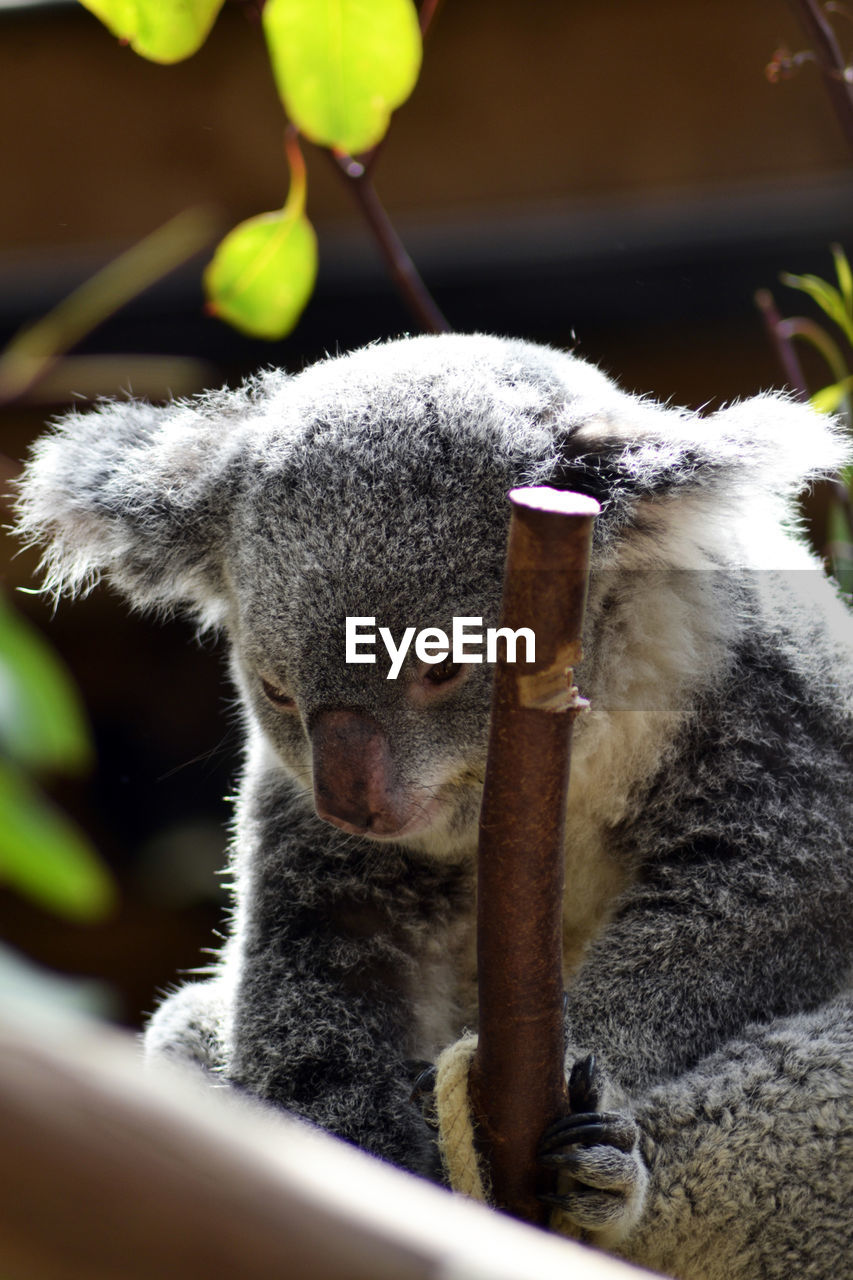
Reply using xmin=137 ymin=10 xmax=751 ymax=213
xmin=0 ymin=1009 xmax=647 ymax=1280
xmin=470 ymin=487 xmax=600 ymax=1224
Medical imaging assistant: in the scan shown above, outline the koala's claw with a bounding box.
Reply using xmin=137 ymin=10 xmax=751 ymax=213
xmin=567 ymin=1052 xmax=599 ymax=1112
xmin=539 ymin=1111 xmax=638 ymax=1157
xmin=407 ymin=1059 xmax=436 ymax=1100
xmin=538 ymin=1057 xmax=647 ymax=1239
xmin=408 ymin=1059 xmax=440 ymax=1130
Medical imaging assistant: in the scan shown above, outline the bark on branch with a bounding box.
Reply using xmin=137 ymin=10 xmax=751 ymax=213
xmin=471 ymin=486 xmax=599 ymax=1224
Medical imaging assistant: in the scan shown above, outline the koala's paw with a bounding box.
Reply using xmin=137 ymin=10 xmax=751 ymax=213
xmin=538 ymin=1054 xmax=648 ymax=1244
xmin=144 ymin=980 xmax=226 ymax=1077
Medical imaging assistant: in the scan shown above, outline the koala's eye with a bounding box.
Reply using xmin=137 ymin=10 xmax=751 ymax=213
xmin=411 ymin=654 xmax=469 ymax=706
xmin=260 ymin=678 xmax=296 ymax=710
xmin=423 ymin=656 xmax=463 ymax=686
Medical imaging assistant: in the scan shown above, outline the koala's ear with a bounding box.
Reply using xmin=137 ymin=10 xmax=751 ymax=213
xmin=700 ymin=393 xmax=849 ymax=494
xmin=550 ymin=390 xmax=848 ymax=526
xmin=14 ymin=389 xmax=251 ymax=623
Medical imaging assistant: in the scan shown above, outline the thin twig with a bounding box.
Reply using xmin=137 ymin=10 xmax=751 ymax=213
xmin=786 ymin=0 xmax=853 ymax=155
xmin=0 ymin=208 xmax=219 ymax=406
xmin=755 ymin=288 xmax=811 ymax=399
xmin=334 ymin=163 xmax=451 ymax=333
xmin=755 ymin=289 xmax=853 ymax=553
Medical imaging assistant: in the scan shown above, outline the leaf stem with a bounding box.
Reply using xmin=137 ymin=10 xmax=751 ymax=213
xmin=417 ymin=0 xmax=445 ymax=39
xmin=754 ymin=288 xmax=811 ymax=399
xmin=756 ymin=288 xmax=853 ymax=548
xmin=283 ymin=125 xmax=309 ymax=217
xmin=787 ymin=0 xmax=853 ymax=155
xmin=338 ymin=161 xmax=451 ymax=333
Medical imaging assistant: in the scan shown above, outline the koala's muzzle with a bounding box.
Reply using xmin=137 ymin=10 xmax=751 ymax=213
xmin=311 ymin=709 xmax=409 ymax=836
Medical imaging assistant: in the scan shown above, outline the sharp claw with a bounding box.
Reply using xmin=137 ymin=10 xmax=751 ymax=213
xmin=409 ymin=1062 xmax=437 ymax=1105
xmin=539 ymin=1111 xmax=637 ymax=1156
xmin=405 ymin=1058 xmax=433 ymax=1076
xmin=540 ymin=1150 xmax=579 ymax=1168
xmin=539 ymin=1191 xmax=574 ymax=1211
xmin=539 ymin=1116 xmax=607 ymax=1154
xmin=411 ymin=1073 xmax=441 ymax=1130
xmin=568 ymin=1052 xmax=599 ymax=1113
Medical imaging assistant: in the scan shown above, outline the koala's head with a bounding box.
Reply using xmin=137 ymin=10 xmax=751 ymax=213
xmin=14 ymin=333 xmax=845 ymax=859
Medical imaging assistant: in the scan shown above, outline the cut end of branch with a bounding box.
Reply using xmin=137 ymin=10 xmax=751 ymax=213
xmin=508 ymin=488 xmax=601 ymax=519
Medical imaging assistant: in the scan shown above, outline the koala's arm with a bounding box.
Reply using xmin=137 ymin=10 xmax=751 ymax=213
xmin=198 ymin=768 xmax=473 ymax=1177
xmin=563 ymin=839 xmax=849 ymax=1095
xmin=563 ymin=643 xmax=853 ymax=1093
xmin=543 ymin=653 xmax=853 ymax=1273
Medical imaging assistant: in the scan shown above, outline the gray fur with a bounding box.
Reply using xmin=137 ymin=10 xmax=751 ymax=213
xmin=619 ymin=994 xmax=853 ymax=1279
xmin=14 ymin=334 xmax=853 ymax=1277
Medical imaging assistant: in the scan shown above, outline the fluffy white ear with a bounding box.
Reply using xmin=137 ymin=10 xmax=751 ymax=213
xmin=13 ymin=383 xmax=268 ymax=622
xmin=703 ymin=393 xmax=849 ymax=497
xmin=551 ymin=390 xmax=848 ymax=526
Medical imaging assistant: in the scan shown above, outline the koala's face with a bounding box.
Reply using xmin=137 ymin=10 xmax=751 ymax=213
xmin=230 ymin=571 xmax=504 ymax=858
xmin=16 ymin=333 xmax=844 ymax=860
xmin=223 ymin=371 xmax=519 ymax=858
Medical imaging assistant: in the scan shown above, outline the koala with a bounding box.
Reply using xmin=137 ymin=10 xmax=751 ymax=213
xmin=14 ymin=333 xmax=853 ymax=1279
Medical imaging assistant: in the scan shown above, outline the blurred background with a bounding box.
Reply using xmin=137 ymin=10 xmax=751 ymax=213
xmin=1 ymin=0 xmax=851 ymax=1028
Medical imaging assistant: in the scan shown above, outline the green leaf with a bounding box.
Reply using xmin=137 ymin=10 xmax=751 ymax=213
xmin=204 ymin=138 xmax=317 ymax=339
xmin=832 ymin=243 xmax=853 ymax=317
xmin=781 ymin=270 xmax=853 ymax=346
xmin=263 ymin=0 xmax=422 ymax=154
xmin=79 ymin=0 xmax=225 ymax=64
xmin=827 ymin=496 xmax=853 ymax=595
xmin=0 ymin=595 xmax=93 ymax=774
xmin=0 ymin=759 xmax=116 ymax=921
xmin=783 ymin=316 xmax=850 ymax=388
xmin=811 ymin=376 xmax=853 ymax=416
xmin=204 ymin=209 xmax=318 ymax=340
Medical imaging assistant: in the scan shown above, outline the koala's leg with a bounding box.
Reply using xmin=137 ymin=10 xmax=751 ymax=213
xmin=144 ymin=980 xmax=227 ymax=1077
xmin=549 ymin=994 xmax=853 ymax=1280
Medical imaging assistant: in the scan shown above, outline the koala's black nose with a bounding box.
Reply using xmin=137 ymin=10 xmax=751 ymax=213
xmin=310 ymin=708 xmax=409 ymax=836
